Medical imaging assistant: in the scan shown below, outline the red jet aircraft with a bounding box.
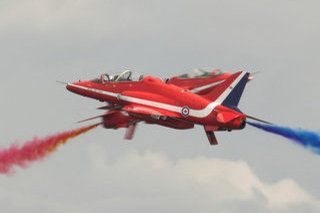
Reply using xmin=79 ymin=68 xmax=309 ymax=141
xmin=66 ymin=69 xmax=255 ymax=145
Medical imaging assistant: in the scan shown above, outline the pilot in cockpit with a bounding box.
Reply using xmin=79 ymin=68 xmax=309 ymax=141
xmin=91 ymin=70 xmax=144 ymax=84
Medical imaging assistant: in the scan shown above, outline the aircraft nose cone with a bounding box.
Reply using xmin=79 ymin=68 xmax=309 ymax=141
xmin=66 ymin=83 xmax=79 ymax=93
xmin=66 ymin=81 xmax=90 ymax=96
xmin=66 ymin=83 xmax=72 ymax=91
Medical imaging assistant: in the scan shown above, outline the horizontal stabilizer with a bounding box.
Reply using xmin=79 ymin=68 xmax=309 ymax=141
xmin=97 ymin=104 xmax=122 ymax=110
xmin=217 ymin=111 xmax=240 ymax=123
xmin=97 ymin=105 xmax=112 ymax=110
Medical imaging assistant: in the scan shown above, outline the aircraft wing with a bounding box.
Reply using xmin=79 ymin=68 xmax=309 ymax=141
xmin=77 ymin=110 xmax=118 ymax=123
xmin=122 ymin=104 xmax=180 ymax=118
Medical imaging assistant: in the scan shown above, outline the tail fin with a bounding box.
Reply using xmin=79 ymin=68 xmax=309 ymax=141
xmin=203 ymin=71 xmax=250 ymax=108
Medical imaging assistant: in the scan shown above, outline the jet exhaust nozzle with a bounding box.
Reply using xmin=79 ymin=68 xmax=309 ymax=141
xmin=239 ymin=119 xmax=246 ymax=129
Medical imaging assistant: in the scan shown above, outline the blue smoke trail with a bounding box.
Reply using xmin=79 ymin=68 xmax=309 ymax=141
xmin=247 ymin=121 xmax=320 ymax=154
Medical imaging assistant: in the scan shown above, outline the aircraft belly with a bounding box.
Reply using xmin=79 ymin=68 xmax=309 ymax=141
xmin=131 ymin=113 xmax=194 ymax=129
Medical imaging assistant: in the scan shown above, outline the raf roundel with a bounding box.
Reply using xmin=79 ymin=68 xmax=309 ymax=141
xmin=181 ymin=106 xmax=190 ymax=117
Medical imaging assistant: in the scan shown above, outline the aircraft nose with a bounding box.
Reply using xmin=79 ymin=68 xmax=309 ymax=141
xmin=66 ymin=81 xmax=91 ymax=95
xmin=66 ymin=82 xmax=81 ymax=93
xmin=66 ymin=83 xmax=74 ymax=92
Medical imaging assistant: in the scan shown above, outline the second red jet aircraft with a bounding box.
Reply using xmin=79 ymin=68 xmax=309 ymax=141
xmin=66 ymin=69 xmax=256 ymax=145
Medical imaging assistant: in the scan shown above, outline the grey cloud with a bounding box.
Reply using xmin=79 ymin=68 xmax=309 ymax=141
xmin=1 ymin=147 xmax=318 ymax=213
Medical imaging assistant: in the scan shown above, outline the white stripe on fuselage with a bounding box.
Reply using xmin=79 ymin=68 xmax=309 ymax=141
xmin=189 ymin=80 xmax=225 ymax=93
xmin=68 ymin=72 xmax=246 ymax=118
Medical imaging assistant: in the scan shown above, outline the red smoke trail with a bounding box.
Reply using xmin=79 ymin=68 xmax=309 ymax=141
xmin=0 ymin=123 xmax=99 ymax=174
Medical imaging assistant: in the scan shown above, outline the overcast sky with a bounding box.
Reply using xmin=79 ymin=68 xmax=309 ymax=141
xmin=0 ymin=0 xmax=320 ymax=212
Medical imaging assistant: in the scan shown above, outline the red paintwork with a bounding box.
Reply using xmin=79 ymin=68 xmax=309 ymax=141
xmin=133 ymin=113 xmax=194 ymax=129
xmin=168 ymin=69 xmax=252 ymax=95
xmin=66 ymin=70 xmax=249 ymax=145
xmin=102 ymin=110 xmax=132 ymax=129
xmin=168 ymin=73 xmax=232 ymax=95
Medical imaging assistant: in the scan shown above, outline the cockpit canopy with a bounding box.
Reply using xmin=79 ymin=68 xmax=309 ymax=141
xmin=178 ymin=68 xmax=223 ymax=79
xmin=91 ymin=70 xmax=144 ymax=83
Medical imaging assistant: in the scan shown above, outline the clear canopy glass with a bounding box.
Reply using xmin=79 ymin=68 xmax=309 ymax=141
xmin=91 ymin=70 xmax=144 ymax=83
